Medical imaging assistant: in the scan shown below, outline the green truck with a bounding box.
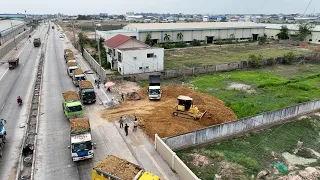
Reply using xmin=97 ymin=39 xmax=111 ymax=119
xmin=62 ymin=91 xmax=83 ymax=119
xmin=33 ymin=38 xmax=41 ymax=47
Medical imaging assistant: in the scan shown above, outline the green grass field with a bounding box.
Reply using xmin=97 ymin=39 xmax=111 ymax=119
xmin=190 ymin=64 xmax=320 ymax=118
xmin=164 ymin=45 xmax=312 ymax=69
xmin=177 ymin=116 xmax=320 ymax=179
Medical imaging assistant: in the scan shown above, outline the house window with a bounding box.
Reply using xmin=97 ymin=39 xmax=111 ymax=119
xmin=139 ymin=67 xmax=143 ymax=70
xmin=118 ymin=52 xmax=122 ymax=62
xmin=147 ymin=53 xmax=154 ymax=58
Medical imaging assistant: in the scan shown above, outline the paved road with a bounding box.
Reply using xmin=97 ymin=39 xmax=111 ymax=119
xmin=0 ymin=24 xmax=47 ymax=180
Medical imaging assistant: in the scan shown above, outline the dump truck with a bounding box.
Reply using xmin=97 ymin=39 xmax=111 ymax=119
xmin=148 ymin=75 xmax=162 ymax=100
xmin=69 ymin=118 xmax=94 ymax=161
xmin=33 ymin=38 xmax=41 ymax=47
xmin=64 ymin=49 xmax=74 ymax=61
xmin=79 ymin=81 xmax=96 ymax=104
xmin=66 ymin=56 xmax=77 ymax=63
xmin=72 ymin=69 xmax=86 ymax=86
xmin=92 ymin=155 xmax=161 ymax=180
xmin=62 ymin=91 xmax=83 ymax=119
xmin=0 ymin=119 xmax=7 ymax=158
xmin=67 ymin=62 xmax=78 ymax=77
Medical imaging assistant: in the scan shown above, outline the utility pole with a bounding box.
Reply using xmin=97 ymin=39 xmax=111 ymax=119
xmin=72 ymin=21 xmax=76 ymax=46
xmin=10 ymin=20 xmax=18 ymax=50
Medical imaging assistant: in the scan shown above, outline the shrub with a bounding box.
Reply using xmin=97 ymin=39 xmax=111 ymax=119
xmin=190 ymin=39 xmax=201 ymax=46
xmin=282 ymin=52 xmax=296 ymax=64
xmin=174 ymin=42 xmax=187 ymax=48
xmin=162 ymin=43 xmax=174 ymax=49
xmin=248 ymin=54 xmax=263 ymax=68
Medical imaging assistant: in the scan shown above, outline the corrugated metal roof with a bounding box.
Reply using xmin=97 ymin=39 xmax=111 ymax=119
xmin=263 ymin=23 xmax=320 ymax=32
xmin=125 ymin=22 xmax=265 ymax=32
xmin=104 ymin=34 xmax=133 ymax=48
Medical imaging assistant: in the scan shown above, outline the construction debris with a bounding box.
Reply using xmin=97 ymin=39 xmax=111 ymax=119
xmin=70 ymin=118 xmax=90 ymax=132
xmin=101 ymin=86 xmax=237 ymax=138
xmin=94 ymin=155 xmax=140 ymax=180
xmin=62 ymin=91 xmax=80 ymax=101
xmin=79 ymin=81 xmax=93 ymax=88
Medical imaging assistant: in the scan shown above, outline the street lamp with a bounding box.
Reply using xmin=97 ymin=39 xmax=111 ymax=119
xmin=10 ymin=20 xmax=18 ymax=50
xmin=95 ymin=23 xmax=102 ymax=66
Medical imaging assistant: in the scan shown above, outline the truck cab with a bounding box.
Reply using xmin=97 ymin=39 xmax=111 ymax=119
xmin=67 ymin=62 xmax=78 ymax=77
xmin=33 ymin=38 xmax=41 ymax=47
xmin=63 ymin=101 xmax=83 ymax=119
xmin=70 ymin=132 xmax=94 ymax=161
xmin=66 ymin=56 xmax=77 ymax=63
xmin=72 ymin=69 xmax=86 ymax=86
xmin=79 ymin=81 xmax=96 ymax=104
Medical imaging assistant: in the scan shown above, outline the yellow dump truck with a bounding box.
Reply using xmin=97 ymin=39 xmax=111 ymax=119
xmin=92 ymin=155 xmax=161 ymax=180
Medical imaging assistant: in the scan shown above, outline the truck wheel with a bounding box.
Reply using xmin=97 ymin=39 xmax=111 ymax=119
xmin=173 ymin=112 xmax=178 ymax=116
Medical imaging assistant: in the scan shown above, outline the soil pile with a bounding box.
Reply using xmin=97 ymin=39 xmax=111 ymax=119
xmin=73 ymin=69 xmax=84 ymax=75
xmin=70 ymin=118 xmax=90 ymax=132
xmin=127 ymin=92 xmax=141 ymax=100
xmin=79 ymin=81 xmax=93 ymax=88
xmin=62 ymin=91 xmax=79 ymax=101
xmin=101 ymin=86 xmax=237 ymax=138
xmin=67 ymin=62 xmax=77 ymax=67
xmin=94 ymin=155 xmax=140 ymax=179
xmin=67 ymin=56 xmax=76 ymax=60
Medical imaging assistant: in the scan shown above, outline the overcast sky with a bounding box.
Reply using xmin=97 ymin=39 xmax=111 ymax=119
xmin=1 ymin=0 xmax=319 ymax=15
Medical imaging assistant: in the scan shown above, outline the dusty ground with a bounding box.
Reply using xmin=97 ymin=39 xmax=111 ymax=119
xmin=101 ymin=85 xmax=237 ymax=138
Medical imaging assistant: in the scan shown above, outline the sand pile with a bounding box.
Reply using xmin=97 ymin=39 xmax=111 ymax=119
xmin=67 ymin=56 xmax=76 ymax=60
xmin=67 ymin=62 xmax=77 ymax=67
xmin=79 ymin=81 xmax=93 ymax=88
xmin=62 ymin=91 xmax=79 ymax=101
xmin=73 ymin=69 xmax=84 ymax=75
xmin=70 ymin=118 xmax=90 ymax=132
xmin=101 ymin=86 xmax=237 ymax=138
xmin=94 ymin=155 xmax=140 ymax=179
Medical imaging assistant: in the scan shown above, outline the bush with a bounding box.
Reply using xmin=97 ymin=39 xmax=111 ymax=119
xmin=163 ymin=43 xmax=174 ymax=49
xmin=190 ymin=39 xmax=201 ymax=46
xmin=266 ymin=58 xmax=276 ymax=66
xmin=174 ymin=42 xmax=187 ymax=48
xmin=282 ymin=52 xmax=296 ymax=64
xmin=248 ymin=54 xmax=263 ymax=68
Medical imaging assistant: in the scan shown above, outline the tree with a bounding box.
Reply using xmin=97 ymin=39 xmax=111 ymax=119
xmin=118 ymin=15 xmax=125 ymax=20
xmin=282 ymin=52 xmax=296 ymax=64
xmin=295 ymin=22 xmax=314 ymax=41
xmin=164 ymin=33 xmax=171 ymax=42
xmin=248 ymin=54 xmax=263 ymax=68
xmin=177 ymin=32 xmax=183 ymax=41
xmin=78 ymin=33 xmax=88 ymax=55
xmin=190 ymin=39 xmax=201 ymax=46
xmin=276 ymin=25 xmax=289 ymax=40
xmin=258 ymin=33 xmax=267 ymax=45
xmin=145 ymin=32 xmax=152 ymax=45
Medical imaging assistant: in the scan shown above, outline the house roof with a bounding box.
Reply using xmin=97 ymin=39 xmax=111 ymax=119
xmin=104 ymin=34 xmax=133 ymax=48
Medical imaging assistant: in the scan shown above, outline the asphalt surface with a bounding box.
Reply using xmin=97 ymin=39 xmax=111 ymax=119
xmin=0 ymin=24 xmax=47 ymax=180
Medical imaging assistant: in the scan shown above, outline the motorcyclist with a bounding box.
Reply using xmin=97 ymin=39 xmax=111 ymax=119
xmin=17 ymin=96 xmax=22 ymax=104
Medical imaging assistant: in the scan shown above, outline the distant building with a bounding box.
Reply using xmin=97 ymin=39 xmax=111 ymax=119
xmin=122 ymin=22 xmax=266 ymax=44
xmin=126 ymin=15 xmax=143 ymax=22
xmin=203 ymin=16 xmax=209 ymax=22
xmin=97 ymin=29 xmax=138 ymax=41
xmin=104 ymin=34 xmax=164 ymax=75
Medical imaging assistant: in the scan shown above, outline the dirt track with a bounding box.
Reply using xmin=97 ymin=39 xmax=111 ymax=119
xmin=101 ymin=86 xmax=237 ymax=138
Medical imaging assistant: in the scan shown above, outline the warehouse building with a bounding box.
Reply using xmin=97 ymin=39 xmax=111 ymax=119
xmin=121 ymin=22 xmax=266 ymax=44
xmin=0 ymin=20 xmax=26 ymax=46
xmin=264 ymin=24 xmax=320 ymax=44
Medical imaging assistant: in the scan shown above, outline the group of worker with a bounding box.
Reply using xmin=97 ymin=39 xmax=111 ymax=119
xmin=118 ymin=116 xmax=139 ymax=136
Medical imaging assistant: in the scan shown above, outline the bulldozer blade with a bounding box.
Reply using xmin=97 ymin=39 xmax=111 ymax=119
xmin=199 ymin=111 xmax=207 ymax=119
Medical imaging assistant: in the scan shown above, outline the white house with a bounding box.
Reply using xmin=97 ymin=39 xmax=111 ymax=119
xmin=104 ymin=34 xmax=164 ymax=75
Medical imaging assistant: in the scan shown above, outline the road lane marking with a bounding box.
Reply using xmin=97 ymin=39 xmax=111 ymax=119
xmin=16 ymin=40 xmax=31 ymax=58
xmin=0 ymin=68 xmax=9 ymax=81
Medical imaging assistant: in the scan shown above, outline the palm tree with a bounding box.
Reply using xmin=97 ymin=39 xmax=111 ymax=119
xmin=164 ymin=33 xmax=171 ymax=42
xmin=177 ymin=32 xmax=183 ymax=41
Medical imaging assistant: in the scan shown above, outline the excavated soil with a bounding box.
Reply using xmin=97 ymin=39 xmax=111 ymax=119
xmin=101 ymin=86 xmax=237 ymax=138
xmin=67 ymin=56 xmax=76 ymax=60
xmin=62 ymin=91 xmax=80 ymax=101
xmin=94 ymin=155 xmax=140 ymax=179
xmin=70 ymin=118 xmax=90 ymax=132
xmin=79 ymin=81 xmax=93 ymax=88
xmin=67 ymin=62 xmax=77 ymax=66
xmin=73 ymin=68 xmax=84 ymax=75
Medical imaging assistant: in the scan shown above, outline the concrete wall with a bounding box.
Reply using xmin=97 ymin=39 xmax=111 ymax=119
xmin=117 ymin=48 xmax=164 ymax=75
xmin=0 ymin=28 xmax=31 ymax=60
xmin=0 ymin=22 xmax=26 ymax=46
xmin=155 ymin=134 xmax=200 ymax=180
xmin=163 ymin=100 xmax=320 ymax=150
xmin=82 ymin=49 xmax=107 ymax=81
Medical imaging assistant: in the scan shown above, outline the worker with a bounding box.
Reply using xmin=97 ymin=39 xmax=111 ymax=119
xmin=124 ymin=124 xmax=129 ymax=136
xmin=119 ymin=116 xmax=124 ymax=128
xmin=133 ymin=119 xmax=139 ymax=132
xmin=121 ymin=93 xmax=124 ymax=101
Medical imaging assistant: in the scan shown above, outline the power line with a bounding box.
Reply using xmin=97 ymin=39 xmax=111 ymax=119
xmin=303 ymin=0 xmax=313 ymax=16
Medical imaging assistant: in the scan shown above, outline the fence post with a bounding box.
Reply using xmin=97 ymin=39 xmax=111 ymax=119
xmin=154 ymin=134 xmax=158 ymax=149
xmin=172 ymin=152 xmax=176 ymax=169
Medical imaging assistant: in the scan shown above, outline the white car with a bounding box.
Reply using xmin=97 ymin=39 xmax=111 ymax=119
xmin=59 ymin=34 xmax=65 ymax=38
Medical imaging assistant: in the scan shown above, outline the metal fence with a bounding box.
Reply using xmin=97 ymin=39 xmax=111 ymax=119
xmin=155 ymin=134 xmax=200 ymax=180
xmin=82 ymin=49 xmax=107 ymax=82
xmin=0 ymin=28 xmax=32 ymax=59
xmin=163 ymin=100 xmax=320 ymax=151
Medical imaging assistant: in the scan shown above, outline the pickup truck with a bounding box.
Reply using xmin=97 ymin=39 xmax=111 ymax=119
xmin=67 ymin=62 xmax=78 ymax=77
xmin=79 ymin=81 xmax=96 ymax=104
xmin=69 ymin=118 xmax=94 ymax=161
xmin=72 ymin=68 xmax=86 ymax=86
xmin=62 ymin=91 xmax=83 ymax=119
xmin=92 ymin=155 xmax=161 ymax=180
xmin=33 ymin=38 xmax=41 ymax=47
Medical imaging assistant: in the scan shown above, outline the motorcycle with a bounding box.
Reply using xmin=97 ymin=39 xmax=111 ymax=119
xmin=17 ymin=97 xmax=22 ymax=106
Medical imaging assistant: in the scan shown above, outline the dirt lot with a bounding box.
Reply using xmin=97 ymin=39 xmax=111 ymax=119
xmin=94 ymin=155 xmax=140 ymax=179
xmin=101 ymin=86 xmax=237 ymax=138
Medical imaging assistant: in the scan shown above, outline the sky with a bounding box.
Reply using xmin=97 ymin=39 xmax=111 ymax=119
xmin=1 ymin=0 xmax=319 ymax=15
